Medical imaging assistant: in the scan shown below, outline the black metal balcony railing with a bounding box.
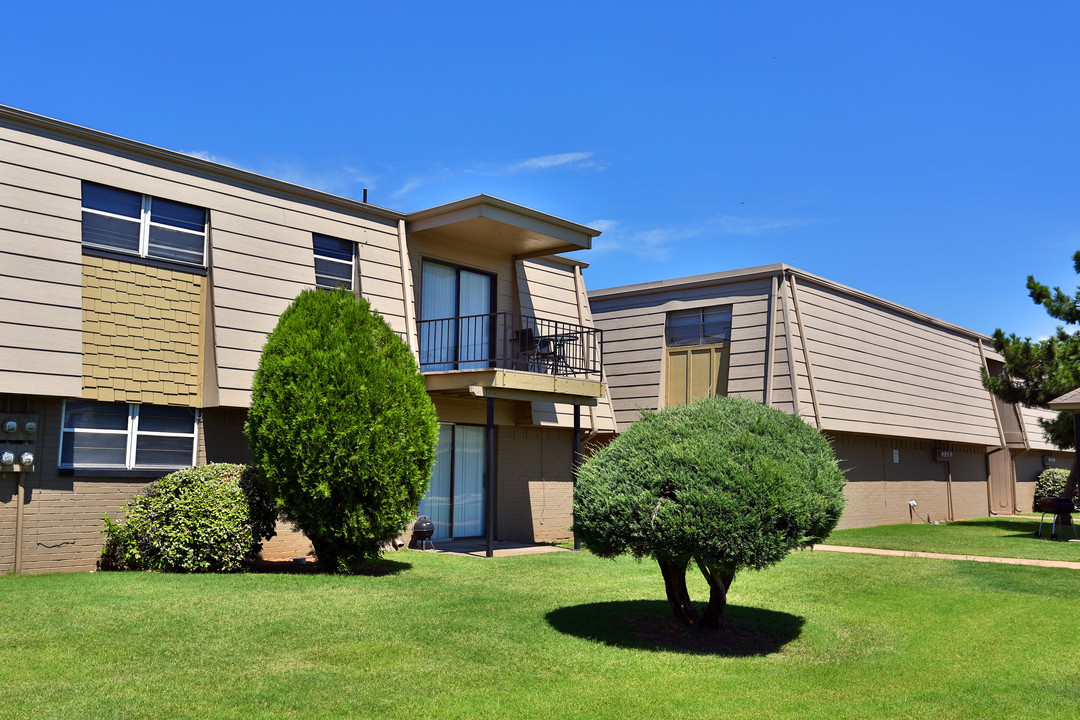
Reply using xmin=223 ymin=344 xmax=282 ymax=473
xmin=418 ymin=312 xmax=603 ymax=377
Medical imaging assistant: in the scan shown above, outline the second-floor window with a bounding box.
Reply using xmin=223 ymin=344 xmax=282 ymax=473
xmin=81 ymin=183 xmax=207 ymax=267
xmin=81 ymin=182 xmax=207 ymax=267
xmin=312 ymin=235 xmax=355 ymax=291
xmin=666 ymin=306 xmax=732 ymax=347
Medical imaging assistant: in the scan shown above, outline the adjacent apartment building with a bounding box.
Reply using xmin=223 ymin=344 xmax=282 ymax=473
xmin=589 ymin=265 xmax=1071 ymax=528
xmin=0 ymin=105 xmax=615 ymax=573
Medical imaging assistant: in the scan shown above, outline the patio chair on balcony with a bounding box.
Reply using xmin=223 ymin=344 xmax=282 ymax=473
xmin=513 ymin=326 xmax=557 ymax=373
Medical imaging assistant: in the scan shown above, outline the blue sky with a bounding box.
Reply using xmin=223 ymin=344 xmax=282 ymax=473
xmin=5 ymin=1 xmax=1080 ymax=339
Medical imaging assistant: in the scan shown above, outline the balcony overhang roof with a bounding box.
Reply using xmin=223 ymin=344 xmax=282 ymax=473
xmin=424 ymin=369 xmax=603 ymax=406
xmin=406 ymin=195 xmax=600 ymax=259
xmin=1049 ymin=387 xmax=1080 ymax=412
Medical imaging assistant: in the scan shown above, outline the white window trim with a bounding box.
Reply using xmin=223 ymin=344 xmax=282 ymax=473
xmin=59 ymin=401 xmax=199 ymax=470
xmin=82 ymin=187 xmax=207 ymax=267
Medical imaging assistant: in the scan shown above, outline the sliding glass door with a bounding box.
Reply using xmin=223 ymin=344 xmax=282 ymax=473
xmin=417 ymin=424 xmax=486 ymax=539
xmin=420 ymin=260 xmax=493 ymax=370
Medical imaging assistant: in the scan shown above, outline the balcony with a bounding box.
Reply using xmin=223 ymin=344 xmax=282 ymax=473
xmin=417 ymin=312 xmax=605 ymax=405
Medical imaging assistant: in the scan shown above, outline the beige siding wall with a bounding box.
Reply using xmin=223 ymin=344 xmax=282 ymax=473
xmin=792 ymin=280 xmax=1001 ymax=445
xmin=590 ymin=276 xmax=773 ymax=430
xmin=82 ymin=255 xmax=203 ymax=406
xmin=496 ymin=426 xmax=574 ymax=543
xmin=0 ymin=117 xmax=406 ymax=409
xmin=1017 ymin=405 xmax=1060 ymax=451
xmin=0 ymin=148 xmax=84 ymax=397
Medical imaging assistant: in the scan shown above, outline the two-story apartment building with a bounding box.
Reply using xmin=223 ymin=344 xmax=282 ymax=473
xmin=0 ymin=105 xmax=614 ymax=573
xmin=589 ymin=265 xmax=1071 ymax=528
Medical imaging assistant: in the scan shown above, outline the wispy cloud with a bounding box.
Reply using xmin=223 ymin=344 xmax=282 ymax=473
xmin=587 ymin=214 xmax=812 ymax=261
xmin=586 ymin=219 xmax=701 ymax=261
xmin=182 ymin=150 xmax=376 ymax=201
xmin=510 ymin=152 xmax=602 ymax=172
xmin=183 ymin=149 xmax=244 ymax=168
xmin=712 ymin=215 xmax=810 ymax=235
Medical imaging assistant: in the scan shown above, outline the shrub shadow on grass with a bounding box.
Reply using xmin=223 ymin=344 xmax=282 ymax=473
xmin=968 ymin=518 xmax=1043 ymax=534
xmin=546 ymin=600 xmax=804 ymax=656
xmin=248 ymin=558 xmax=413 ymax=576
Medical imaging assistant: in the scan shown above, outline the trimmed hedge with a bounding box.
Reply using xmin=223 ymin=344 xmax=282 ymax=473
xmin=101 ymin=463 xmax=276 ymax=572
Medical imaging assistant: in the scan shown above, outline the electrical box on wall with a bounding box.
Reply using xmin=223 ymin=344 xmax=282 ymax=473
xmin=0 ymin=414 xmax=39 ymax=473
xmin=1 ymin=414 xmax=39 ymax=440
xmin=0 ymin=445 xmax=36 ymax=472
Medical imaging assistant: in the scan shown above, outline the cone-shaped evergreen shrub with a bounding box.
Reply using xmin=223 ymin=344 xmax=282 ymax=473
xmin=573 ymin=396 xmax=846 ymax=628
xmin=245 ymin=289 xmax=438 ymax=571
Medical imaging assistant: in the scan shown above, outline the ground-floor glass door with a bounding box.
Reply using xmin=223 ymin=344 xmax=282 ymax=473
xmin=418 ymin=424 xmax=486 ymax=539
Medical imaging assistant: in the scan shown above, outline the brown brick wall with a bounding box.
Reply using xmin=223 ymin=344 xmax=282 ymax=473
xmin=496 ymin=426 xmax=574 ymax=543
xmin=1014 ymin=450 xmax=1073 ymax=512
xmin=82 ymin=255 xmax=203 ymax=407
xmin=832 ymin=432 xmax=992 ymax=529
xmin=0 ymin=395 xmax=162 ymax=573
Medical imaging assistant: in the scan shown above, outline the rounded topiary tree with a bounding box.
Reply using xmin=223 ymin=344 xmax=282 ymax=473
xmin=573 ymin=396 xmax=846 ymax=629
xmin=101 ymin=463 xmax=276 ymax=572
xmin=245 ymin=288 xmax=438 ymax=572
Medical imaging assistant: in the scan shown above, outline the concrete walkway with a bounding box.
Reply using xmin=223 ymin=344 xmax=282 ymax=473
xmin=420 ymin=539 xmax=572 ymax=558
xmin=815 ymin=544 xmax=1080 ymax=570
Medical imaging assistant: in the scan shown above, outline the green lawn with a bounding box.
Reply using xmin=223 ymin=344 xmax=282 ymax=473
xmin=825 ymin=516 xmax=1080 ymax=561
xmin=1 ymin=546 xmax=1078 ymax=719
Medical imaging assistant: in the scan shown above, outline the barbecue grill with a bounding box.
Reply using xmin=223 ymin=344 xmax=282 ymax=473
xmin=1035 ymin=497 xmax=1078 ymax=541
xmin=409 ymin=515 xmax=436 ymax=550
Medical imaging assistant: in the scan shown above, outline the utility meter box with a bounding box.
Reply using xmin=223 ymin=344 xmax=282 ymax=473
xmin=0 ymin=444 xmax=36 ymax=472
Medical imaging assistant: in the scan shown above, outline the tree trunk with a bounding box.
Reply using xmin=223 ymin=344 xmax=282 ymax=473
xmin=657 ymin=558 xmax=736 ymax=629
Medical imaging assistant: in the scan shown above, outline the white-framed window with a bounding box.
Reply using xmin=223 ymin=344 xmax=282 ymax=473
xmin=59 ymin=400 xmax=198 ymax=470
xmin=665 ymin=306 xmax=733 ymax=347
xmin=313 ymin=234 xmax=354 ymax=290
xmin=82 ymin=182 xmax=207 ymax=267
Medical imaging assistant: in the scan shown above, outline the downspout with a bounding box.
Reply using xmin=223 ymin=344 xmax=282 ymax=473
xmin=14 ymin=475 xmax=24 ymax=573
xmin=763 ymin=274 xmax=778 ymax=407
xmin=977 ymin=339 xmax=1009 ymax=515
xmin=572 ymin=265 xmax=600 ymax=441
xmin=396 ymin=219 xmax=418 ymax=357
xmin=945 ymin=456 xmax=955 ymax=522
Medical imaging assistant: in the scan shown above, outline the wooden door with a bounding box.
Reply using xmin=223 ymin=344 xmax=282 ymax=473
xmin=665 ymin=344 xmax=730 ymax=408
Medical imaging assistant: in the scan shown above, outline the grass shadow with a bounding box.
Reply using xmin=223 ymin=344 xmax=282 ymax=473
xmin=546 ymin=600 xmax=804 ymax=656
xmin=970 ymin=517 xmax=1078 ymax=541
xmin=248 ymin=558 xmax=413 ymax=576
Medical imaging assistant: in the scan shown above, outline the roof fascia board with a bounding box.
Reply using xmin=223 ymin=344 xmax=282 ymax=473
xmin=407 ymin=194 xmax=600 ymax=246
xmin=588 ymin=264 xmax=788 ymax=300
xmin=0 ymin=104 xmax=405 ymax=222
xmin=591 ymin=262 xmax=990 ymax=342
